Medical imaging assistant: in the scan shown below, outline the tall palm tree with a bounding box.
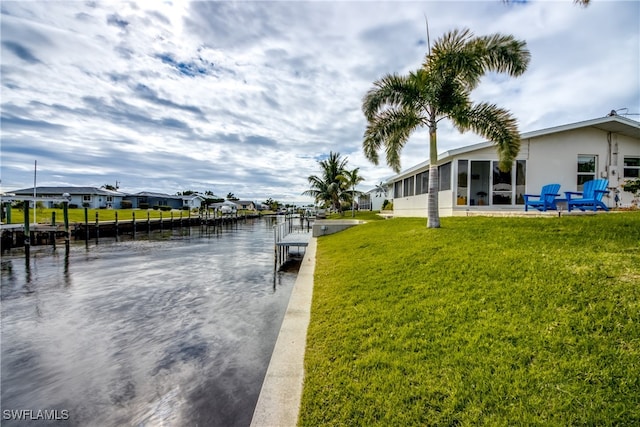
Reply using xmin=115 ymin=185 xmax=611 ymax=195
xmin=342 ymin=168 xmax=365 ymax=217
xmin=303 ymin=151 xmax=349 ymax=212
xmin=362 ymin=28 xmax=530 ymax=228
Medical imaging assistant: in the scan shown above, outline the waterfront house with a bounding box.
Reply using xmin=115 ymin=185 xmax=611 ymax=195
xmin=124 ymin=192 xmax=204 ymax=210
xmin=233 ymin=200 xmax=257 ymax=211
xmin=181 ymin=194 xmax=205 ymax=210
xmin=8 ymin=186 xmax=126 ymax=209
xmin=358 ymin=187 xmax=389 ymax=211
xmin=386 ymin=115 xmax=640 ymax=217
xmin=211 ymin=200 xmax=238 ymax=214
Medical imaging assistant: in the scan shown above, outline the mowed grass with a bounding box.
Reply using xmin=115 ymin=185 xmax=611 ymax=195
xmin=300 ymin=213 xmax=640 ymax=426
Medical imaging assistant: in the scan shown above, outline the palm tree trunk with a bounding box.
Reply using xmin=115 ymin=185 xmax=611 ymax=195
xmin=352 ymin=187 xmax=355 ymax=218
xmin=427 ymin=120 xmax=440 ymax=228
xmin=427 ymin=165 xmax=440 ymax=228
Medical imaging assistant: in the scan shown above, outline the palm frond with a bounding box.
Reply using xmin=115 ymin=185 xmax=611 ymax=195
xmin=364 ymin=108 xmax=423 ymax=172
xmin=453 ymin=102 xmax=520 ymax=171
xmin=362 ymin=73 xmax=419 ymax=120
xmin=426 ymin=28 xmax=529 ymax=92
xmin=470 ymin=33 xmax=531 ymax=77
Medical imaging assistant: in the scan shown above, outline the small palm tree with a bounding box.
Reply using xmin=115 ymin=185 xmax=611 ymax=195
xmin=303 ymin=151 xmax=349 ymax=212
xmin=342 ymin=168 xmax=365 ymax=217
xmin=362 ymin=28 xmax=530 ymax=228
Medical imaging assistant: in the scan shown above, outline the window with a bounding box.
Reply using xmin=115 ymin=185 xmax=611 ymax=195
xmin=470 ymin=161 xmax=490 ymax=205
xmin=492 ymin=162 xmax=513 ymax=205
xmin=577 ymin=155 xmax=597 ymax=189
xmin=106 ymin=196 xmax=113 ymax=202
xmin=403 ymin=177 xmax=414 ymax=197
xmin=515 ymin=160 xmax=526 ymax=204
xmin=415 ymin=171 xmax=429 ymax=194
xmin=83 ymin=195 xmax=91 ymax=202
xmin=623 ymin=156 xmax=640 ymax=178
xmin=394 ymin=181 xmax=403 ymax=198
xmin=439 ymin=162 xmax=452 ymax=191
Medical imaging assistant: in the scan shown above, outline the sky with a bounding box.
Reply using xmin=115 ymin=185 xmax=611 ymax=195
xmin=1 ymin=0 xmax=639 ymax=203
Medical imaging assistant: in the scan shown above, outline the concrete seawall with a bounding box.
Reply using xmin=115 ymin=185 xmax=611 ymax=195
xmin=251 ymin=237 xmax=317 ymax=427
xmin=312 ymin=219 xmax=363 ymax=237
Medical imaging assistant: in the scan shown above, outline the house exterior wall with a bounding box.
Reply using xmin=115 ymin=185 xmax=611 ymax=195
xmin=526 ymin=129 xmax=639 ymax=207
xmin=9 ymin=188 xmax=123 ymax=209
xmin=358 ymin=190 xmax=388 ymax=211
xmin=182 ymin=197 xmax=203 ymax=209
xmin=74 ymin=194 xmax=123 ymax=209
xmin=390 ymin=118 xmax=640 ymax=217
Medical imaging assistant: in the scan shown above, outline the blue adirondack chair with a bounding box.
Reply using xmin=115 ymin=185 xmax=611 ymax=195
xmin=565 ymin=179 xmax=610 ymax=212
xmin=523 ymin=183 xmax=561 ymax=212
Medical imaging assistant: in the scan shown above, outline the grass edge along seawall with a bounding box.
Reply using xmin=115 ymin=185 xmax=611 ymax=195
xmin=299 ymin=212 xmax=640 ymax=426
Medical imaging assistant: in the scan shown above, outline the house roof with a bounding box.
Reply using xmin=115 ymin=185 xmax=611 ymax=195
xmin=387 ymin=115 xmax=640 ymax=182
xmin=129 ymin=191 xmax=175 ymax=198
xmin=11 ymin=186 xmax=126 ymax=196
xmin=180 ymin=194 xmax=205 ymax=201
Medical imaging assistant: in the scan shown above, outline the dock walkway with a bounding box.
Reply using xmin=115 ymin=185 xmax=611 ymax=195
xmin=274 ymin=217 xmax=312 ymax=270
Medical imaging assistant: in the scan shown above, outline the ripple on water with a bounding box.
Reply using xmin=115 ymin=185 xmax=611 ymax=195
xmin=1 ymin=219 xmax=298 ymax=426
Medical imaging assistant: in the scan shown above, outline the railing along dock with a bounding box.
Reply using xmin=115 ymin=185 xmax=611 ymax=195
xmin=274 ymin=215 xmax=312 ymax=271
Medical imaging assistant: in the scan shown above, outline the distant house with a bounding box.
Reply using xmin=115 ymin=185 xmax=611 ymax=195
xmin=211 ymin=200 xmax=238 ymax=214
xmin=181 ymin=194 xmax=205 ymax=210
xmin=124 ymin=192 xmax=204 ymax=210
xmin=386 ymin=115 xmax=640 ymax=217
xmin=9 ymin=186 xmax=126 ymax=209
xmin=358 ymin=187 xmax=389 ymax=211
xmin=233 ymin=200 xmax=257 ymax=211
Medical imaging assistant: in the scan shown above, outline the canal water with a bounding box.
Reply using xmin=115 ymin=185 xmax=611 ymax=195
xmin=1 ymin=217 xmax=298 ymax=426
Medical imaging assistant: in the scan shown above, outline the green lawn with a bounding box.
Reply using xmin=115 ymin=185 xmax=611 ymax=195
xmin=300 ymin=213 xmax=640 ymax=426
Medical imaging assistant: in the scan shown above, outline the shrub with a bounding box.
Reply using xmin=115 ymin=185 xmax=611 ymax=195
xmin=120 ymin=200 xmax=132 ymax=209
xmin=622 ymin=178 xmax=640 ymax=196
xmin=82 ymin=202 xmax=90 ymax=208
xmin=139 ymin=203 xmax=149 ymax=209
xmin=69 ymin=204 xmax=78 ymax=209
xmin=160 ymin=205 xmax=172 ymax=211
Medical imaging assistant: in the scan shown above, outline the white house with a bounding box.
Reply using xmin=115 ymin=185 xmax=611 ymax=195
xmin=8 ymin=186 xmax=126 ymax=209
xmin=181 ymin=194 xmax=205 ymax=210
xmin=387 ymin=115 xmax=640 ymax=217
xmin=233 ymin=200 xmax=257 ymax=211
xmin=358 ymin=186 xmax=389 ymax=211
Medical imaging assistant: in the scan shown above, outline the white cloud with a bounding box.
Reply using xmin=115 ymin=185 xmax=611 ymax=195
xmin=1 ymin=0 xmax=638 ymax=203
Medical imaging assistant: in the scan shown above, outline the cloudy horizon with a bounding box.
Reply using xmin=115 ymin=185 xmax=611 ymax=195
xmin=1 ymin=0 xmax=638 ymax=203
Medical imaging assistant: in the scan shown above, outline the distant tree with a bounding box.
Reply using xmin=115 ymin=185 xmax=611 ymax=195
xmin=374 ymin=182 xmax=388 ymax=198
xmin=264 ymin=198 xmax=279 ymax=211
xmin=102 ymin=184 xmax=117 ymax=191
xmin=302 ymin=151 xmax=350 ymax=213
xmin=342 ymin=168 xmax=365 ymax=217
xmin=226 ymin=192 xmax=239 ymax=201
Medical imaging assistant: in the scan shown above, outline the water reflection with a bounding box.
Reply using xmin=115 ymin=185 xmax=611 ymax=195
xmin=1 ymin=218 xmax=297 ymax=426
